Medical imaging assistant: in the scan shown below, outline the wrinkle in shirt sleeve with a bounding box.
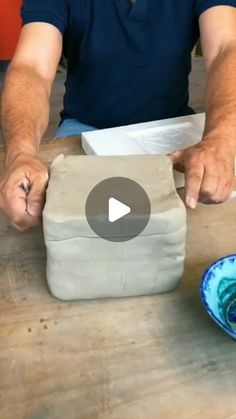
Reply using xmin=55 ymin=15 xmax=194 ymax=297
xmin=21 ymin=0 xmax=69 ymax=34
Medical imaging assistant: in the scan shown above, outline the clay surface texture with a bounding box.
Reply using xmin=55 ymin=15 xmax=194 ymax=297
xmin=43 ymin=155 xmax=186 ymax=300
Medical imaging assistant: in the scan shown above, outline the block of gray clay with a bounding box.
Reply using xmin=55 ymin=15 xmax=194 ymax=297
xmin=43 ymin=155 xmax=186 ymax=300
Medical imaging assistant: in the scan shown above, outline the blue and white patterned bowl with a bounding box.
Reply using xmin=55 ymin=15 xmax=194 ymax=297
xmin=200 ymin=254 xmax=236 ymax=339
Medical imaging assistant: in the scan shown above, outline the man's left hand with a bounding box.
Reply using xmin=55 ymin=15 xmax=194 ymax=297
xmin=170 ymin=138 xmax=235 ymax=209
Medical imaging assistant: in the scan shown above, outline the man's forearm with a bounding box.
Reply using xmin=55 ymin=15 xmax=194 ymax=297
xmin=1 ymin=64 xmax=50 ymax=165
xmin=204 ymin=45 xmax=236 ymax=152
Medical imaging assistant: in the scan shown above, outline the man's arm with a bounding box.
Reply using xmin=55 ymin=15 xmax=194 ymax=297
xmin=0 ymin=23 xmax=62 ymax=229
xmin=174 ymin=6 xmax=236 ymax=208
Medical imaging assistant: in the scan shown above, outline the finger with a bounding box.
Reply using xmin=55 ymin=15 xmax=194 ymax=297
xmin=11 ymin=214 xmax=41 ymax=231
xmin=168 ymin=151 xmax=182 ymax=164
xmin=210 ymin=169 xmax=234 ymax=204
xmin=185 ymin=159 xmax=204 ymax=209
xmin=0 ymin=181 xmax=28 ymax=219
xmin=172 ymin=161 xmax=185 ymax=174
xmin=198 ymin=166 xmax=218 ymax=203
xmin=202 ymin=156 xmax=235 ymax=204
xmin=0 ymin=188 xmax=39 ymax=230
xmin=168 ymin=151 xmax=185 ymax=174
xmin=27 ymin=174 xmax=49 ymax=217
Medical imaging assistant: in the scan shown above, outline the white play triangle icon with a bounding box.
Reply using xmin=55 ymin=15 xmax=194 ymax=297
xmin=108 ymin=198 xmax=131 ymax=223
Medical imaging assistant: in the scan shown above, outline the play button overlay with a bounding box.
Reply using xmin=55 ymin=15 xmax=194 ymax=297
xmin=109 ymin=198 xmax=131 ymax=223
xmin=85 ymin=177 xmax=151 ymax=242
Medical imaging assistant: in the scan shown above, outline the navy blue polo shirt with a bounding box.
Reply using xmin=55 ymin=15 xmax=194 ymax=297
xmin=22 ymin=0 xmax=236 ymax=129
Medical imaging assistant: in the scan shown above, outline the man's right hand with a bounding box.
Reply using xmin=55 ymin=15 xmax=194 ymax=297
xmin=0 ymin=22 xmax=62 ymax=230
xmin=0 ymin=154 xmax=49 ymax=230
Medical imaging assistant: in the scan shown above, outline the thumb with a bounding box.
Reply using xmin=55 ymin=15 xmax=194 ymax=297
xmin=27 ymin=176 xmax=48 ymax=217
xmin=168 ymin=151 xmax=185 ymax=174
xmin=168 ymin=150 xmax=182 ymax=164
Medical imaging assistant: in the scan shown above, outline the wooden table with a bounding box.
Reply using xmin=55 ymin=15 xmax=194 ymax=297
xmin=1 ymin=137 xmax=236 ymax=419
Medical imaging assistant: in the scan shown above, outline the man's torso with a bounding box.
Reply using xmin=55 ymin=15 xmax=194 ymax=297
xmin=23 ymin=0 xmax=201 ymax=128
